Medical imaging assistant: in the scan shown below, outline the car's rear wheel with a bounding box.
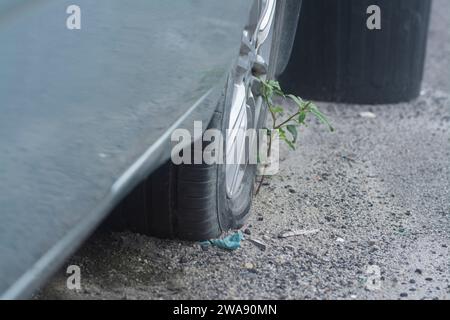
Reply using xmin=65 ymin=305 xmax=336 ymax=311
xmin=115 ymin=0 xmax=282 ymax=240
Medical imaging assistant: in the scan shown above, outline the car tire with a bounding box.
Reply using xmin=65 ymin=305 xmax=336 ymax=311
xmin=114 ymin=0 xmax=284 ymax=241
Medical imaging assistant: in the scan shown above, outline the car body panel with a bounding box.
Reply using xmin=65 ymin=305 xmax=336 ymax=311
xmin=0 ymin=0 xmax=253 ymax=298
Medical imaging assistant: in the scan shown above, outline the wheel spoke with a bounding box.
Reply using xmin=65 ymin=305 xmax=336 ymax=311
xmin=240 ymin=30 xmax=254 ymax=55
xmin=257 ymin=0 xmax=277 ymax=47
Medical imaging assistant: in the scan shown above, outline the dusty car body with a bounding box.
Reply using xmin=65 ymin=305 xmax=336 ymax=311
xmin=0 ymin=0 xmax=301 ymax=298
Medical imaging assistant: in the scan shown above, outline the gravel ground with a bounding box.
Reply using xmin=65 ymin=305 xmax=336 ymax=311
xmin=36 ymin=0 xmax=449 ymax=300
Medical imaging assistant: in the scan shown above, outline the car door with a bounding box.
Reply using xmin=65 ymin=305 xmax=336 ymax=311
xmin=0 ymin=0 xmax=252 ymax=298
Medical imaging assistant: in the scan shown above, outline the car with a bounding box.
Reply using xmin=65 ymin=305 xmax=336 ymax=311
xmin=0 ymin=0 xmax=302 ymax=299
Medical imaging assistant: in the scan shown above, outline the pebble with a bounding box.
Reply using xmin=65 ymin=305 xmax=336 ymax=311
xmin=244 ymin=262 xmax=255 ymax=270
xmin=248 ymin=238 xmax=267 ymax=251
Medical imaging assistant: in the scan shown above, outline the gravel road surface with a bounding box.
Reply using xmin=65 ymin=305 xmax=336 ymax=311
xmin=36 ymin=0 xmax=449 ymax=300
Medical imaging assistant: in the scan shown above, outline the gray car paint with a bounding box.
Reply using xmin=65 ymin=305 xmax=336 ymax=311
xmin=0 ymin=0 xmax=300 ymax=298
xmin=0 ymin=0 xmax=255 ymax=298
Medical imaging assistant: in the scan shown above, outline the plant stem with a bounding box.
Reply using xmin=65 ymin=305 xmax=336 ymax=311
xmin=274 ymin=102 xmax=311 ymax=129
xmin=267 ymin=98 xmax=277 ymax=128
xmin=255 ymin=132 xmax=273 ymax=196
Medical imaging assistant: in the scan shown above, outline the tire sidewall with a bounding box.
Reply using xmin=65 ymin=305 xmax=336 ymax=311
xmin=216 ymin=73 xmax=256 ymax=231
xmin=215 ymin=1 xmax=284 ymax=231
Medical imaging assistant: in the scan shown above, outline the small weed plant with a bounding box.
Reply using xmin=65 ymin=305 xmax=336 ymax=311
xmin=255 ymin=80 xmax=334 ymax=195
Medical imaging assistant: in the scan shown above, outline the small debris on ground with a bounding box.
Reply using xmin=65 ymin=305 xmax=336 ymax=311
xmin=359 ymin=111 xmax=377 ymax=119
xmin=278 ymin=229 xmax=320 ymax=239
xmin=179 ymin=256 xmax=189 ymax=264
xmin=244 ymin=262 xmax=257 ymax=273
xmin=201 ymin=231 xmax=243 ymax=251
xmin=244 ymin=262 xmax=255 ymax=270
xmin=247 ymin=238 xmax=267 ymax=251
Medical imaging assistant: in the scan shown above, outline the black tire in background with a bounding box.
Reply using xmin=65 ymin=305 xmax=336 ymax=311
xmin=279 ymin=0 xmax=432 ymax=104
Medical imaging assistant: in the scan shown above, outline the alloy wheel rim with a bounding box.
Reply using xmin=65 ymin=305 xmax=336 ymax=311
xmin=225 ymin=0 xmax=276 ymax=198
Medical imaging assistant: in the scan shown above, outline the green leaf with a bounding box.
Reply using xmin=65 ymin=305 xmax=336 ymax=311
xmin=287 ymin=94 xmax=305 ymax=110
xmin=268 ymin=80 xmax=284 ymax=97
xmin=269 ymin=106 xmax=283 ymax=114
xmin=268 ymin=80 xmax=281 ymax=90
xmin=284 ymin=138 xmax=296 ymax=150
xmin=266 ymin=87 xmax=273 ymax=99
xmin=277 ymin=128 xmax=295 ymax=150
xmin=310 ymin=103 xmax=334 ymax=132
xmin=286 ymin=125 xmax=298 ymax=143
xmin=297 ymin=111 xmax=306 ymax=124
